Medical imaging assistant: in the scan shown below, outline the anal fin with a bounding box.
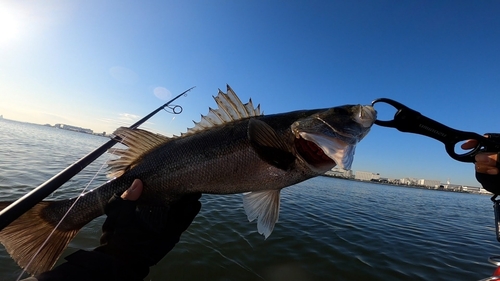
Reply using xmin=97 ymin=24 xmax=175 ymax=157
xmin=242 ymin=190 xmax=281 ymax=239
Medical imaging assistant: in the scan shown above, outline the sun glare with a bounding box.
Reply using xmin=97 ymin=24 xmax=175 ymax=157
xmin=0 ymin=3 xmax=23 ymax=46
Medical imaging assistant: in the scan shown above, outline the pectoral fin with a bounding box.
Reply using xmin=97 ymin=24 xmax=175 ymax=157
xmin=248 ymin=119 xmax=296 ymax=170
xmin=242 ymin=189 xmax=281 ymax=239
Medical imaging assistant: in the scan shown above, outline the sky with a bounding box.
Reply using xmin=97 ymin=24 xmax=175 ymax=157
xmin=0 ymin=0 xmax=499 ymax=187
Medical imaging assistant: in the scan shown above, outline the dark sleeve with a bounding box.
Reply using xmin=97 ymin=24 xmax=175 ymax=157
xmin=35 ymin=249 xmax=147 ymax=281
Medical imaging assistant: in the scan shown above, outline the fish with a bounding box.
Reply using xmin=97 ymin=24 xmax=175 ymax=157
xmin=0 ymin=85 xmax=376 ymax=275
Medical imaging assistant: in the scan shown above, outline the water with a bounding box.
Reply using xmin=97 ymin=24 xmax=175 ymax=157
xmin=0 ymin=118 xmax=499 ymax=281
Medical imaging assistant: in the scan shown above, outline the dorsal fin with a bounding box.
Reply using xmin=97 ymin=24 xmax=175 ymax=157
xmin=182 ymin=84 xmax=262 ymax=137
xmin=107 ymin=127 xmax=170 ymax=178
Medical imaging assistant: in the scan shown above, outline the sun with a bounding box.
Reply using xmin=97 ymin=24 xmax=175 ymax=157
xmin=0 ymin=3 xmax=23 ymax=46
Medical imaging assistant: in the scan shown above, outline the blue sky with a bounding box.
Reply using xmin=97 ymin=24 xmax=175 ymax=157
xmin=0 ymin=0 xmax=499 ymax=186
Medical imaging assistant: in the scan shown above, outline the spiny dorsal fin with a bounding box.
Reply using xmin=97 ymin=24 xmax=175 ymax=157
xmin=107 ymin=127 xmax=170 ymax=178
xmin=182 ymin=84 xmax=262 ymax=137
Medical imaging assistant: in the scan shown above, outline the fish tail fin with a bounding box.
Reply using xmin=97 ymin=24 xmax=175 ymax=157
xmin=0 ymin=201 xmax=80 ymax=275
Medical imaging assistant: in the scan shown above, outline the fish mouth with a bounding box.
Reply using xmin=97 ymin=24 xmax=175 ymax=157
xmin=294 ymin=132 xmax=347 ymax=172
xmin=294 ymin=135 xmax=335 ymax=168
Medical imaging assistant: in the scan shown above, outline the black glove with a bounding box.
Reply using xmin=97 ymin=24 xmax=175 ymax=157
xmin=475 ymin=133 xmax=500 ymax=195
xmin=36 ymin=193 xmax=201 ymax=281
xmin=476 ymin=153 xmax=500 ymax=194
xmin=95 ymin=192 xmax=201 ymax=277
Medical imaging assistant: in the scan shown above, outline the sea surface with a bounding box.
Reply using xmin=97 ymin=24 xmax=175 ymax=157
xmin=0 ymin=118 xmax=499 ymax=281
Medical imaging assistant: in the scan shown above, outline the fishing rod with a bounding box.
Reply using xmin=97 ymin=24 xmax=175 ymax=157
xmin=0 ymin=87 xmax=195 ymax=232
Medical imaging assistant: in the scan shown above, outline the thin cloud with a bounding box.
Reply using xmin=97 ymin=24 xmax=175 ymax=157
xmin=118 ymin=113 xmax=140 ymax=122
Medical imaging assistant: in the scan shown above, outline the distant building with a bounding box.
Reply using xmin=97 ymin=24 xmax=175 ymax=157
xmin=479 ymin=187 xmax=492 ymax=194
xmin=354 ymin=171 xmax=380 ymax=181
xmin=443 ymin=184 xmax=462 ymax=192
xmin=400 ymin=178 xmax=418 ymax=185
xmin=417 ymin=179 xmax=441 ymax=188
xmin=55 ymin=123 xmax=93 ymax=134
xmin=323 ymin=167 xmax=486 ymax=194
xmin=460 ymin=186 xmax=481 ymax=193
xmin=325 ymin=167 xmax=352 ymax=178
xmin=386 ymin=178 xmax=401 ymax=184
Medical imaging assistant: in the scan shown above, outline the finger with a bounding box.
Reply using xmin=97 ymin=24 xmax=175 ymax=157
xmin=461 ymin=139 xmax=478 ymax=149
xmin=476 ymin=153 xmax=498 ymax=165
xmin=476 ymin=162 xmax=499 ymax=175
xmin=487 ymin=168 xmax=499 ymax=175
xmin=121 ymin=179 xmax=143 ymax=201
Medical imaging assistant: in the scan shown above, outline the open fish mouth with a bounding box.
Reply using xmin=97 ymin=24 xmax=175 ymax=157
xmin=294 ymin=134 xmax=335 ymax=170
xmin=294 ymin=132 xmax=352 ymax=171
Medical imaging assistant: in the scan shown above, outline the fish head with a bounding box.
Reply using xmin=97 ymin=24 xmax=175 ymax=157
xmin=291 ymin=104 xmax=376 ymax=172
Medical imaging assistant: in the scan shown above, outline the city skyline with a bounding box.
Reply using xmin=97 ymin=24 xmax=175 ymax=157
xmin=328 ymin=166 xmax=481 ymax=188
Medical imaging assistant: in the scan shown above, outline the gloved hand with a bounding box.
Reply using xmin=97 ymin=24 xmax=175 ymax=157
xmin=475 ymin=152 xmax=500 ymax=195
xmin=462 ymin=134 xmax=500 ymax=194
xmin=95 ymin=179 xmax=202 ymax=271
xmin=35 ymin=179 xmax=201 ymax=281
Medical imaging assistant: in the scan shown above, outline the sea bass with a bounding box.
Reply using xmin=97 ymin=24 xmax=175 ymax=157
xmin=0 ymin=85 xmax=376 ymax=275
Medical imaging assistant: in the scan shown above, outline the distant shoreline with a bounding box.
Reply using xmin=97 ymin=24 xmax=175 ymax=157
xmin=322 ymin=174 xmax=490 ymax=196
xmin=0 ymin=117 xmax=109 ymax=138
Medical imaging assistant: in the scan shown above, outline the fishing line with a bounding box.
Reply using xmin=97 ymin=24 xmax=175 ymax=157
xmin=16 ymin=135 xmax=129 ymax=281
